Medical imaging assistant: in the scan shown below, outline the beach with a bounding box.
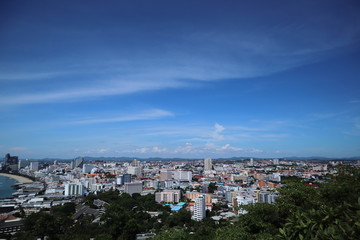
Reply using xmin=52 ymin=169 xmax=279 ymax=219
xmin=0 ymin=173 xmax=33 ymax=183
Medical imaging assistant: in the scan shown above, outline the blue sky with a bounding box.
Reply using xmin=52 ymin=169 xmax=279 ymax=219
xmin=1 ymin=0 xmax=360 ymax=159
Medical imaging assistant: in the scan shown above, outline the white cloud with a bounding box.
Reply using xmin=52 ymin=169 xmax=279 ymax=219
xmin=98 ymin=148 xmax=109 ymax=153
xmin=221 ymin=144 xmax=243 ymax=151
xmin=123 ymin=146 xmax=168 ymax=154
xmin=212 ymin=123 xmax=225 ymax=141
xmin=248 ymin=148 xmax=264 ymax=153
xmin=70 ymin=109 xmax=174 ymax=124
xmin=124 ymin=143 xmax=264 ymax=157
xmin=0 ymin=79 xmax=186 ymax=106
xmin=152 ymin=146 xmax=167 ymax=153
xmin=173 ymin=143 xmax=196 ymax=154
xmin=1 ymin=2 xmax=358 ymax=107
xmin=128 ymin=148 xmax=149 ymax=154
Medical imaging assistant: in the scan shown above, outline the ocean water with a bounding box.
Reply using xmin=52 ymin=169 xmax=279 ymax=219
xmin=0 ymin=175 xmax=18 ymax=199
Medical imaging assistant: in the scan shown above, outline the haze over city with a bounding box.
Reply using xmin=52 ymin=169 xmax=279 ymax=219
xmin=0 ymin=1 xmax=360 ymax=159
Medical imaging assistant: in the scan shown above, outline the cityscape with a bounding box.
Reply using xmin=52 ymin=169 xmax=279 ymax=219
xmin=0 ymin=153 xmax=359 ymax=239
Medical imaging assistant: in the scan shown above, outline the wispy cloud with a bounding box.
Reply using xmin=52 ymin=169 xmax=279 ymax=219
xmin=1 ymin=1 xmax=359 ymax=109
xmin=121 ymin=142 xmax=264 ymax=157
xmin=310 ymin=112 xmax=344 ymax=120
xmin=2 ymin=19 xmax=358 ymax=107
xmin=124 ymin=146 xmax=168 ymax=154
xmin=136 ymin=122 xmax=290 ymax=143
xmin=0 ymin=79 xmax=187 ymax=106
xmin=70 ymin=109 xmax=174 ymax=124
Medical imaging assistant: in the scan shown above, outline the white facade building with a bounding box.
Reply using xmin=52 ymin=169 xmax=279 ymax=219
xmin=194 ymin=195 xmax=206 ymax=221
xmin=91 ymin=183 xmax=103 ymax=192
xmin=173 ymin=171 xmax=192 ymax=181
xmin=155 ymin=190 xmax=181 ymax=203
xmin=64 ymin=183 xmax=84 ymax=196
xmin=82 ymin=164 xmax=94 ymax=174
xmin=204 ymin=158 xmax=212 ymax=171
xmin=30 ymin=161 xmax=39 ymax=171
xmin=249 ymin=158 xmax=254 ymax=166
xmin=127 ymin=166 xmax=142 ymax=177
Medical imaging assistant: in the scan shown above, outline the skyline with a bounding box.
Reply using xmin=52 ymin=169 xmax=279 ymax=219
xmin=1 ymin=1 xmax=360 ymax=159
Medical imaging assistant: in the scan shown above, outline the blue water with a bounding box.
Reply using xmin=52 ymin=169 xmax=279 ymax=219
xmin=0 ymin=175 xmax=19 ymax=198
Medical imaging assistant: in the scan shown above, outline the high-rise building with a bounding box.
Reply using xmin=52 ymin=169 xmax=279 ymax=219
xmin=194 ymin=195 xmax=206 ymax=221
xmin=172 ymin=171 xmax=192 ymax=181
xmin=158 ymin=180 xmax=174 ymax=189
xmin=204 ymin=158 xmax=212 ymax=171
xmin=124 ymin=182 xmax=143 ymax=195
xmin=249 ymin=158 xmax=254 ymax=167
xmin=29 ymin=161 xmax=39 ymax=171
xmin=155 ymin=190 xmax=181 ymax=203
xmin=71 ymin=157 xmax=84 ymax=169
xmin=273 ymin=158 xmax=279 ymax=165
xmin=127 ymin=166 xmax=142 ymax=177
xmin=3 ymin=153 xmax=19 ymax=171
xmin=159 ymin=170 xmax=173 ymax=181
xmin=259 ymin=191 xmax=278 ymax=204
xmin=64 ymin=183 xmax=84 ymax=196
xmin=123 ymin=174 xmax=132 ymax=183
xmin=116 ymin=174 xmax=132 ymax=185
xmin=18 ymin=159 xmax=30 ymax=169
xmin=82 ymin=164 xmax=94 ymax=174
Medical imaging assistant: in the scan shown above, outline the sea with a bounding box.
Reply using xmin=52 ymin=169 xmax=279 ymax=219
xmin=0 ymin=175 xmax=19 ymax=199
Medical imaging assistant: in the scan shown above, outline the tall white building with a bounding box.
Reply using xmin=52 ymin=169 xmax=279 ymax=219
xmin=249 ymin=158 xmax=254 ymax=167
xmin=64 ymin=183 xmax=84 ymax=196
xmin=259 ymin=192 xmax=278 ymax=204
xmin=204 ymin=158 xmax=212 ymax=171
xmin=172 ymin=171 xmax=192 ymax=181
xmin=194 ymin=195 xmax=206 ymax=221
xmin=127 ymin=166 xmax=142 ymax=177
xmin=71 ymin=157 xmax=84 ymax=169
xmin=82 ymin=164 xmax=94 ymax=174
xmin=29 ymin=161 xmax=39 ymax=171
xmin=18 ymin=159 xmax=30 ymax=169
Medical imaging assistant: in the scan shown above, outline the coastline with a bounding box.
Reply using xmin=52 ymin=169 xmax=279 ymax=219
xmin=0 ymin=173 xmax=33 ymax=184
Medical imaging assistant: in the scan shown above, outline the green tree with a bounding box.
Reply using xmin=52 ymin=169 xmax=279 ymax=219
xmin=152 ymin=228 xmax=189 ymax=240
xmin=208 ymin=183 xmax=218 ymax=193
